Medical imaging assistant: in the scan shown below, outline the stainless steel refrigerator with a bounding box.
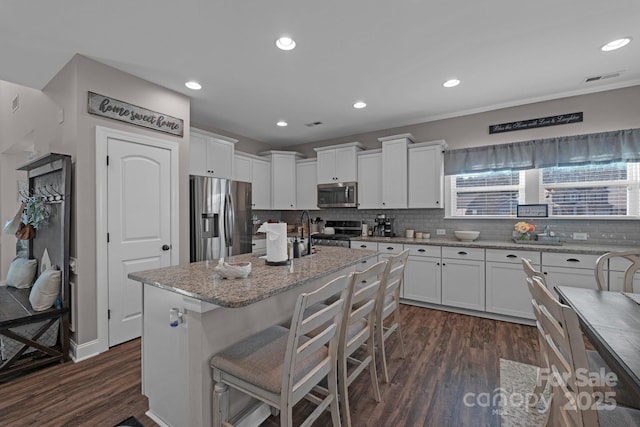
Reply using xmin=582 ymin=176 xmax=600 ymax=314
xmin=190 ymin=175 xmax=252 ymax=261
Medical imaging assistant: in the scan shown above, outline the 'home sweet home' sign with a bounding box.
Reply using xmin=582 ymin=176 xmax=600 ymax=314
xmin=88 ymin=92 xmax=184 ymax=137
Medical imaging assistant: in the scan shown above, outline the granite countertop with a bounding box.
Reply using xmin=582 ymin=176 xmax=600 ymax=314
xmin=350 ymin=236 xmax=638 ymax=255
xmin=128 ymin=246 xmax=377 ymax=308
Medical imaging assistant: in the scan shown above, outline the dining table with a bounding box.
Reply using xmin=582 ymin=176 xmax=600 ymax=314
xmin=555 ymin=285 xmax=640 ymax=406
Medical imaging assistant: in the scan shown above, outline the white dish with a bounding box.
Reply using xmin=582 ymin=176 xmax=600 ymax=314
xmin=323 ymin=227 xmax=335 ymax=235
xmin=454 ymin=231 xmax=480 ymax=242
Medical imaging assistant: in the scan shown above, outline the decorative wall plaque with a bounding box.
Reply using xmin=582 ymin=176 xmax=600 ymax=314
xmin=489 ymin=112 xmax=583 ymax=134
xmin=88 ymin=92 xmax=184 ymax=137
xmin=517 ymin=204 xmax=549 ymax=218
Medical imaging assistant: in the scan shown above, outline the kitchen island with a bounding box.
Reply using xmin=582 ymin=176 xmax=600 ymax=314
xmin=128 ymin=246 xmax=377 ymax=427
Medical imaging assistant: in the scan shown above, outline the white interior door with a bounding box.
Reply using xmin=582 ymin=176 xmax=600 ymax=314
xmin=107 ymin=137 xmax=172 ymax=346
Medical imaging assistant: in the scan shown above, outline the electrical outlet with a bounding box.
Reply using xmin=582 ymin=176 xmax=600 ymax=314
xmin=436 ymin=229 xmax=446 ymax=235
xmin=572 ymin=232 xmax=588 ymax=240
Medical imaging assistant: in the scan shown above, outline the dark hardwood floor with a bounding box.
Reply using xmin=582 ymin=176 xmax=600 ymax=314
xmin=0 ymin=305 xmax=539 ymax=427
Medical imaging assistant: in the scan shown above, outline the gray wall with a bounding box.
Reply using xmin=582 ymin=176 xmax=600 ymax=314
xmin=0 ymin=55 xmax=191 ymax=349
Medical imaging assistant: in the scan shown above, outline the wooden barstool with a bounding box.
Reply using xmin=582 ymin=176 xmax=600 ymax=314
xmin=210 ymin=274 xmax=350 ymax=427
xmin=595 ymin=249 xmax=640 ymax=292
xmin=376 ymin=249 xmax=410 ymax=383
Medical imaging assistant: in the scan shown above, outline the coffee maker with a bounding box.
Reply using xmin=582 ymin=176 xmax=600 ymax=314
xmin=374 ymin=214 xmax=387 ymax=237
xmin=374 ymin=214 xmax=394 ymax=237
xmin=383 ymin=217 xmax=394 ymax=237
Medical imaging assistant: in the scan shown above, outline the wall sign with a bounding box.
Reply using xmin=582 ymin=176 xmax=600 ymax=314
xmin=517 ymin=204 xmax=549 ymax=218
xmin=88 ymin=92 xmax=184 ymax=137
xmin=489 ymin=112 xmax=583 ymax=134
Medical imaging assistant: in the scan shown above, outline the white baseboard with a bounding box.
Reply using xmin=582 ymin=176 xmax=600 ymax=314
xmin=146 ymin=410 xmax=170 ymax=427
xmin=70 ymin=338 xmax=103 ymax=362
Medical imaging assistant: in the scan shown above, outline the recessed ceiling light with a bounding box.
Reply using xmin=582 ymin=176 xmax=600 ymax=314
xmin=601 ymin=37 xmax=632 ymax=51
xmin=275 ymin=36 xmax=296 ymax=51
xmin=185 ymin=81 xmax=202 ymax=90
xmin=353 ymin=101 xmax=367 ymax=109
xmin=276 ymin=120 xmax=288 ymax=127
xmin=443 ymin=79 xmax=460 ymax=88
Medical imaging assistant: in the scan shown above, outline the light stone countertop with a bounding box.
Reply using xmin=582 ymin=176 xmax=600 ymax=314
xmin=128 ymin=246 xmax=377 ymax=308
xmin=349 ymin=236 xmax=638 ymax=255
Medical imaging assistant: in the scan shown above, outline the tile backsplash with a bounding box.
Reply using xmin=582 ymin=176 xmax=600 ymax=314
xmin=254 ymin=208 xmax=640 ymax=247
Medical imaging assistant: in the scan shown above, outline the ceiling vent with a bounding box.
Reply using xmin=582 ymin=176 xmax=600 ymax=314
xmin=304 ymin=121 xmax=323 ymax=127
xmin=584 ymin=71 xmax=622 ymax=83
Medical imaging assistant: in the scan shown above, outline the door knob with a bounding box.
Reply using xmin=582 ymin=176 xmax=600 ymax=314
xmin=162 ymin=244 xmax=171 ymax=251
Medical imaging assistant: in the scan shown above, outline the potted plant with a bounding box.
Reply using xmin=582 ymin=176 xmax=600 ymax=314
xmin=16 ymin=197 xmax=50 ymax=240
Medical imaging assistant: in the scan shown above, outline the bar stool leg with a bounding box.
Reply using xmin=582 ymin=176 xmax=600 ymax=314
xmin=213 ymin=382 xmax=229 ymax=427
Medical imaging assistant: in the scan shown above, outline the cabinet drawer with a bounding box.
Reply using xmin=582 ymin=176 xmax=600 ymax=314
xmin=442 ymin=246 xmax=484 ymax=261
xmin=486 ymin=249 xmax=540 ymax=264
xmin=542 ymin=252 xmax=600 ymax=269
xmin=404 ymin=244 xmax=440 ymax=258
xmin=378 ymin=243 xmax=404 ymax=255
xmin=351 ymin=240 xmax=377 ymax=251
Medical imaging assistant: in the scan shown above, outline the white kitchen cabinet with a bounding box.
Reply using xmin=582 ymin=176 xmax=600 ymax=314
xmin=350 ymin=240 xmax=378 ymax=271
xmin=485 ymin=249 xmax=540 ymax=320
xmin=441 ymin=246 xmax=485 ymax=310
xmin=259 ymin=150 xmax=304 ymax=210
xmin=404 ymin=244 xmax=442 ymax=304
xmin=296 ymin=159 xmax=318 ymax=210
xmin=408 ymin=141 xmax=445 ymax=209
xmin=314 ymin=142 xmax=364 ymax=184
xmin=540 ymin=252 xmax=601 ymax=290
xmin=357 ymin=150 xmax=383 ymax=209
xmin=252 ymin=238 xmax=266 ymax=254
xmin=379 ymin=133 xmax=414 ymax=209
xmin=608 ymin=257 xmax=640 ymax=292
xmin=234 ymin=152 xmax=271 ymax=209
xmin=190 ymin=128 xmax=236 ymax=178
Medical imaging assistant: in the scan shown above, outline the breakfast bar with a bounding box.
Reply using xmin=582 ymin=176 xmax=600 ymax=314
xmin=128 ymin=246 xmax=377 ymax=427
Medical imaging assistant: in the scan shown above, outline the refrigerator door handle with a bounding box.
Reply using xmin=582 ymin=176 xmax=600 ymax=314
xmin=224 ymin=193 xmax=235 ymax=248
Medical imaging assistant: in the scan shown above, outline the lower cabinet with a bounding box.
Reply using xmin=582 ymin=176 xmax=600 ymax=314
xmin=403 ymin=245 xmax=442 ymax=304
xmin=608 ymin=257 xmax=640 ymax=292
xmin=441 ymin=247 xmax=485 ymax=311
xmin=485 ymin=249 xmax=540 ymax=320
xmin=541 ymin=253 xmax=601 ymax=290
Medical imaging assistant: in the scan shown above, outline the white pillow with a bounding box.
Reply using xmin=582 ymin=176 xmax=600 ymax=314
xmin=29 ymin=266 xmax=61 ymax=311
xmin=6 ymin=257 xmax=38 ymax=288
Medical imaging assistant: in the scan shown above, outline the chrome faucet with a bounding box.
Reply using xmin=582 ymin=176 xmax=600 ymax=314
xmin=300 ymin=210 xmax=312 ymax=256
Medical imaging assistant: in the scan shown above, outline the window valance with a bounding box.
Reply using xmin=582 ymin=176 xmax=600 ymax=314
xmin=444 ymin=128 xmax=640 ymax=175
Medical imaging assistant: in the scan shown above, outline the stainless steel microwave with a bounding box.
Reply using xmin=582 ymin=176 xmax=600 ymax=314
xmin=317 ymin=182 xmax=358 ymax=208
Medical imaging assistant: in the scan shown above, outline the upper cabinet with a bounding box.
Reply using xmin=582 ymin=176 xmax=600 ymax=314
xmin=357 ymin=149 xmax=383 ymax=209
xmin=190 ymin=128 xmax=236 ymax=178
xmin=234 ymin=152 xmax=271 ymax=210
xmin=259 ymin=150 xmax=305 ymax=210
xmin=379 ymin=134 xmax=414 ymax=209
xmin=314 ymin=142 xmax=364 ymax=184
xmin=408 ymin=141 xmax=446 ymax=209
xmin=296 ymin=159 xmax=318 ymax=210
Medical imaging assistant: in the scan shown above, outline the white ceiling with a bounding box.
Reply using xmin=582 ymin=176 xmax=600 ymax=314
xmin=2 ymin=1 xmax=640 ymax=147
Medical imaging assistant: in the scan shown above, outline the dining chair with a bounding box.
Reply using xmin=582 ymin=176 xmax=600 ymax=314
xmin=529 ymin=276 xmax=640 ymax=426
xmin=377 ymin=249 xmax=410 ymax=383
xmin=594 ymin=249 xmax=640 ymax=292
xmin=210 ymin=274 xmax=350 ymax=427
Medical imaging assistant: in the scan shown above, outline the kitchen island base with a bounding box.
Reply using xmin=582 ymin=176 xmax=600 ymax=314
xmin=135 ymin=249 xmax=375 ymax=427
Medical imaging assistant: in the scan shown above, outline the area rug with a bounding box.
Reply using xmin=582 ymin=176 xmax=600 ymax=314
xmin=114 ymin=416 xmax=144 ymax=427
xmin=499 ymin=358 xmax=551 ymax=427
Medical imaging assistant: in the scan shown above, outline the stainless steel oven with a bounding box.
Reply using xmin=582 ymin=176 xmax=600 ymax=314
xmin=317 ymin=182 xmax=357 ymax=208
xmin=312 ymin=220 xmax=362 ymax=248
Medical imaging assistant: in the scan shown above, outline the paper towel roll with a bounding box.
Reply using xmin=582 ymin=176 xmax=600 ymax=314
xmin=258 ymin=222 xmax=288 ymax=262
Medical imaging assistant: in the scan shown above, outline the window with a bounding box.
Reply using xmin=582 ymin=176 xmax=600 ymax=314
xmin=541 ymin=162 xmax=640 ymax=217
xmin=450 ymin=170 xmax=523 ymax=217
xmin=448 ymin=162 xmax=640 ymax=218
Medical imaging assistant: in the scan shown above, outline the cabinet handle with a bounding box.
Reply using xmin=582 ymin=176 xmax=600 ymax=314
xmin=436 ymin=201 xmax=439 ymax=204
xmin=566 ymin=258 xmax=580 ymax=263
xmin=442 ymin=263 xmax=446 ymax=266
xmin=437 ymin=262 xmax=440 ymax=266
xmin=252 ymin=243 xmax=256 ymax=246
xmin=506 ymin=254 xmax=517 ymax=258
xmin=418 ymin=249 xmax=426 ymax=252
xmin=543 ymin=271 xmax=548 ymax=275
xmin=458 ymin=251 xmax=468 ymax=255
xmin=360 ymin=245 xmax=367 ymax=248
xmin=386 ymin=247 xmax=394 ymax=250
xmin=361 ymin=260 xmax=367 ymax=263
xmin=382 ymin=202 xmax=386 ymax=205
